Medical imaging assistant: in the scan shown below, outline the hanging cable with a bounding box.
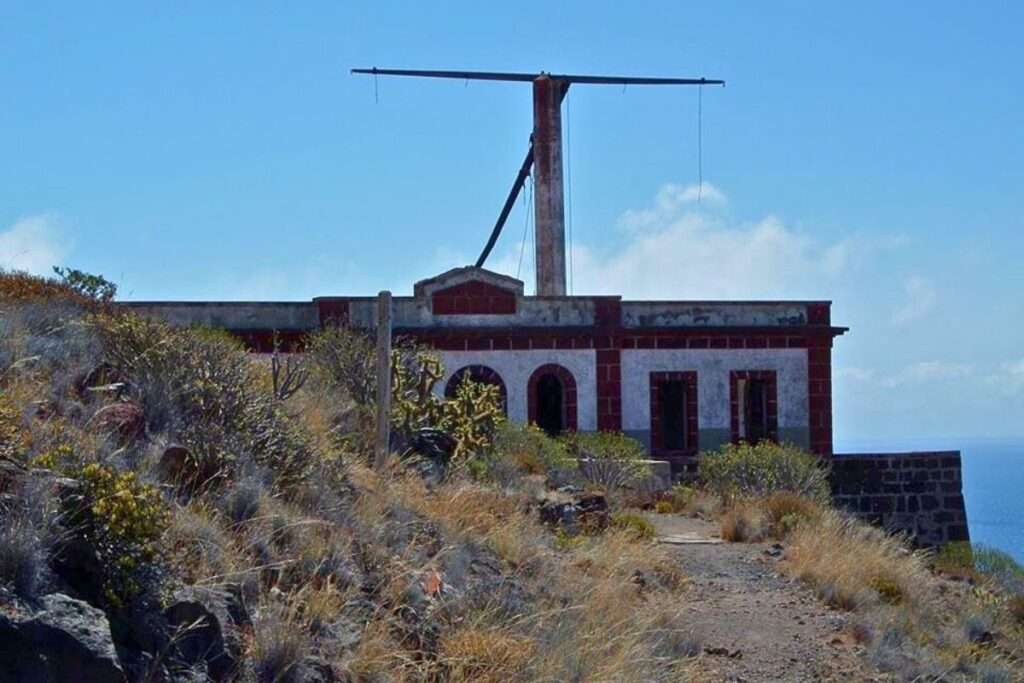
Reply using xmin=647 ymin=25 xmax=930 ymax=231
xmin=565 ymin=89 xmax=574 ymax=295
xmin=374 ymin=71 xmax=379 ymax=104
xmin=516 ymin=176 xmax=533 ymax=281
xmin=697 ymin=84 xmax=703 ymax=202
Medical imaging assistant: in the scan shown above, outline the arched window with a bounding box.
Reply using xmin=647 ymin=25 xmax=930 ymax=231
xmin=527 ymin=364 xmax=578 ymax=436
xmin=444 ymin=365 xmax=508 ymax=414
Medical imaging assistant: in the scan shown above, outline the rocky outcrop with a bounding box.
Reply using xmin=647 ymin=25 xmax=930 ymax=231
xmin=163 ymin=585 xmax=248 ymax=681
xmin=0 ymin=593 xmax=125 ymax=683
xmin=538 ymin=489 xmax=609 ymax=534
xmin=91 ymin=402 xmax=145 ymax=442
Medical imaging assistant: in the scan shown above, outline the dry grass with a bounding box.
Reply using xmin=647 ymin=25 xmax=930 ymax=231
xmin=341 ymin=463 xmax=693 ymax=681
xmin=720 ymin=502 xmax=769 ymax=543
xmin=761 ymin=492 xmax=822 ymax=532
xmin=782 ymin=509 xmax=927 ymax=611
xmin=439 ymin=625 xmax=535 ymax=683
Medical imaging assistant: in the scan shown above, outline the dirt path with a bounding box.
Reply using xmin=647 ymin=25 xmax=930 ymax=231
xmin=649 ymin=514 xmax=883 ymax=682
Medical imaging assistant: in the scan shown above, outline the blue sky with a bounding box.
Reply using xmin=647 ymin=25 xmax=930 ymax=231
xmin=1 ymin=1 xmax=1022 ymax=442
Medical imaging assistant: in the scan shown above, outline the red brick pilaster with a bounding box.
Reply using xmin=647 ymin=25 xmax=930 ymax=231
xmin=593 ymin=297 xmax=622 ymax=432
xmin=807 ymin=339 xmax=833 ymax=456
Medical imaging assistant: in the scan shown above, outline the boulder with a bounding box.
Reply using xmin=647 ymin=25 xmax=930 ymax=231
xmin=92 ymin=402 xmax=144 ymax=442
xmin=164 ymin=585 xmax=246 ymax=682
xmin=0 ymin=593 xmax=125 ymax=682
xmin=538 ymin=491 xmax=609 ymax=534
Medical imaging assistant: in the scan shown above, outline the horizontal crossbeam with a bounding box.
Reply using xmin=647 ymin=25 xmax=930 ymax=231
xmin=352 ymin=67 xmax=724 ymax=86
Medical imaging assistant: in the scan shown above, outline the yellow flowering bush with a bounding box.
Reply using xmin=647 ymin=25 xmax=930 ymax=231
xmin=64 ymin=462 xmax=169 ymax=605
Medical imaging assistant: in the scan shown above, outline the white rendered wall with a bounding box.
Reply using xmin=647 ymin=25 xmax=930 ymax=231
xmin=437 ymin=350 xmax=598 ymax=431
xmin=620 ymin=349 xmax=809 ymax=431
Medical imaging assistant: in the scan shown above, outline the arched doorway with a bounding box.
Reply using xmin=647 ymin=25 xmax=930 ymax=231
xmin=444 ymin=365 xmax=508 ymax=415
xmin=527 ymin=364 xmax=578 ymax=436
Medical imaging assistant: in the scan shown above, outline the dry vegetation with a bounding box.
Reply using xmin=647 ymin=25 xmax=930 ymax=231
xmin=0 ymin=268 xmax=694 ymax=682
xmin=693 ymin=441 xmax=1024 ymax=681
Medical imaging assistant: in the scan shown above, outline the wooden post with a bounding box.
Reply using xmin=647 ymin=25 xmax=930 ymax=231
xmin=374 ymin=290 xmax=392 ymax=470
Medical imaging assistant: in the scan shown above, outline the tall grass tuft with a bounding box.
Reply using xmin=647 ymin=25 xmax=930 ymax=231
xmin=783 ymin=509 xmax=927 ymax=611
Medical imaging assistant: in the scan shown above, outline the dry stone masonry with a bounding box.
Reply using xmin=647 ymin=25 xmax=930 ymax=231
xmin=831 ymin=451 xmax=969 ymax=546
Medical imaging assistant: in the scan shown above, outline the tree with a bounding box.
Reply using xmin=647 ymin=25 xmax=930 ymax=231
xmin=52 ymin=266 xmax=117 ymax=302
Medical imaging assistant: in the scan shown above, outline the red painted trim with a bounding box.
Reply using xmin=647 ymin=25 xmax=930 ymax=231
xmin=649 ymin=371 xmax=698 ymax=458
xmin=444 ymin=364 xmax=508 ymax=415
xmin=315 ymin=298 xmax=350 ymax=326
xmin=596 ymin=346 xmax=622 ymax=431
xmin=527 ymin=363 xmax=578 ymax=433
xmin=729 ymin=370 xmax=779 ymax=444
xmin=431 ymin=281 xmax=516 ymax=315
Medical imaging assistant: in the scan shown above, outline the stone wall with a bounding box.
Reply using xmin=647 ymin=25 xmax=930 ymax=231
xmin=831 ymin=451 xmax=969 ymax=546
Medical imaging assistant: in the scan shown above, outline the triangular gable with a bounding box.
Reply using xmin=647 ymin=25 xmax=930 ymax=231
xmin=414 ymin=266 xmax=522 ymax=315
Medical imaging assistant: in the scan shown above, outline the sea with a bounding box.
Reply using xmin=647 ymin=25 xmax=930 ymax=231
xmin=835 ymin=437 xmax=1024 ymax=564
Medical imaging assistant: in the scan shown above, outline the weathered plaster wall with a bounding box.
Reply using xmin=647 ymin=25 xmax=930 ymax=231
xmin=123 ymin=302 xmax=318 ymax=331
xmin=620 ymin=349 xmax=810 ymax=451
xmin=622 ymin=302 xmax=811 ymax=328
xmin=436 ymin=350 xmax=598 ymax=430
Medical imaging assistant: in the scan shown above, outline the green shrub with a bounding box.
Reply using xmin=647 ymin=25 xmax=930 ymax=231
xmin=699 ymin=441 xmax=830 ymax=503
xmin=935 ymin=542 xmax=1024 ymax=593
xmin=564 ymin=432 xmax=649 ymax=495
xmin=667 ymin=484 xmax=696 ymax=513
xmin=611 ymin=513 xmax=656 ymax=541
xmin=62 ymin=462 xmax=170 ymax=605
xmin=306 ymin=325 xmax=376 ymax=408
xmin=654 ymin=501 xmax=673 ymax=514
xmin=486 ymin=421 xmax=571 ymax=475
xmin=93 ymin=313 xmax=315 ymax=489
xmin=93 ymin=313 xmax=254 ymax=441
xmin=52 ymin=266 xmax=117 ymax=302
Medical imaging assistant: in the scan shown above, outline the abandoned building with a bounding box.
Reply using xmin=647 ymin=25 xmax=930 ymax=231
xmin=127 ymin=269 xmax=844 ymax=473
xmin=126 ymin=69 xmax=847 ymax=473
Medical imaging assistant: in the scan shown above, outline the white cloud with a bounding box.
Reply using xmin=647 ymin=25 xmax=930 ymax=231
xmin=567 ymin=183 xmax=854 ymax=299
xmin=881 ymin=361 xmax=973 ymax=387
xmin=618 ymin=182 xmax=726 ymax=232
xmin=891 ymin=275 xmax=937 ymax=326
xmin=0 ymin=214 xmax=70 ymax=276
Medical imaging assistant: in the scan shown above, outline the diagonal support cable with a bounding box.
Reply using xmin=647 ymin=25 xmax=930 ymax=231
xmin=475 ymin=140 xmax=534 ymax=268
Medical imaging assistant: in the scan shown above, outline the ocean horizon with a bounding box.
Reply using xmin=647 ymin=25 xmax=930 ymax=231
xmin=835 ymin=436 xmax=1024 ymax=564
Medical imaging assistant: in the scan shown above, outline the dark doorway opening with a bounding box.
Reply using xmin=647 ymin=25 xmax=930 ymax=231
xmin=742 ymin=379 xmax=769 ymax=443
xmin=657 ymin=380 xmax=688 ymax=450
xmin=535 ymin=373 xmax=564 ymax=436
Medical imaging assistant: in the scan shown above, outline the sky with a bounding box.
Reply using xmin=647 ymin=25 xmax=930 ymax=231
xmin=1 ymin=1 xmax=1022 ymax=442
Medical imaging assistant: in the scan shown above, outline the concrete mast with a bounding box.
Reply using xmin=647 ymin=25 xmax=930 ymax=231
xmin=532 ymin=75 xmax=567 ymax=297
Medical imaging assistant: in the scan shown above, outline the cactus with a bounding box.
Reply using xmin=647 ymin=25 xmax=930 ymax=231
xmin=389 ymin=348 xmax=501 ymax=462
